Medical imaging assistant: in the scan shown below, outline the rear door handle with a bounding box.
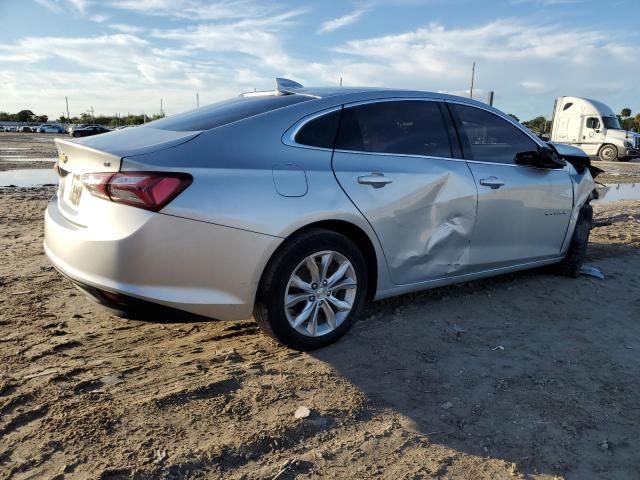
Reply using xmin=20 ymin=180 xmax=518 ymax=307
xmin=358 ymin=172 xmax=393 ymax=188
xmin=479 ymin=177 xmax=505 ymax=189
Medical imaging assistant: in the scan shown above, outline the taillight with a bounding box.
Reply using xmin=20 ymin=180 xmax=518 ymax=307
xmin=81 ymin=172 xmax=192 ymax=211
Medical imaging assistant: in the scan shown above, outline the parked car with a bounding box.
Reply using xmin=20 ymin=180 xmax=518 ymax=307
xmin=71 ymin=125 xmax=111 ymax=138
xmin=37 ymin=124 xmax=65 ymax=133
xmin=3 ymin=126 xmax=17 ymax=132
xmin=18 ymin=125 xmax=35 ymax=132
xmin=44 ymin=79 xmax=597 ymax=350
xmin=68 ymin=124 xmax=100 ymax=135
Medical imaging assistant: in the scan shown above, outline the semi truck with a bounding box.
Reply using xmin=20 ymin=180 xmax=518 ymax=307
xmin=550 ymin=96 xmax=640 ymax=162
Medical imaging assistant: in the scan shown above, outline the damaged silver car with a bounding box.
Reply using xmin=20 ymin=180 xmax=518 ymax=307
xmin=44 ymin=78 xmax=597 ymax=350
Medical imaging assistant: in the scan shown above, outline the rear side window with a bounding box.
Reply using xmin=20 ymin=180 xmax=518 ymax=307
xmin=295 ymin=109 xmax=341 ymax=148
xmin=453 ymin=104 xmax=539 ymax=164
xmin=147 ymin=94 xmax=311 ymax=132
xmin=334 ymin=100 xmax=452 ymax=158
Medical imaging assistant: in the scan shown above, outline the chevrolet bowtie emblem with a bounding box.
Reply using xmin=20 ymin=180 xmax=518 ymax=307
xmin=60 ymin=153 xmax=68 ymax=163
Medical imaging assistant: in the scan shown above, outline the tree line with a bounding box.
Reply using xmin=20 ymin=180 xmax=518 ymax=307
xmin=0 ymin=110 xmax=165 ymax=126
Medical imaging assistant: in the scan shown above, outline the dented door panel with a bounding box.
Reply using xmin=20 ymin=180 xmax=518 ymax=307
xmin=466 ymin=162 xmax=573 ymax=269
xmin=332 ymin=152 xmax=477 ymax=285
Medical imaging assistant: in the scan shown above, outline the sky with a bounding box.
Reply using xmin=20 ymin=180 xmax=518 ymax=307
xmin=0 ymin=0 xmax=638 ymax=121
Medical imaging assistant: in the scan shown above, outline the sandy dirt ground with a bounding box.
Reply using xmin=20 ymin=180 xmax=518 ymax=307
xmin=0 ymin=133 xmax=61 ymax=171
xmin=1 ymin=185 xmax=639 ymax=480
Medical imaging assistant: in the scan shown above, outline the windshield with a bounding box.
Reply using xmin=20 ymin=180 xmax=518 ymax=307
xmin=602 ymin=116 xmax=622 ymax=130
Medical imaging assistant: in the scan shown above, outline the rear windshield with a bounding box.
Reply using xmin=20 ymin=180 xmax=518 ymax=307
xmin=146 ymin=94 xmax=312 ymax=132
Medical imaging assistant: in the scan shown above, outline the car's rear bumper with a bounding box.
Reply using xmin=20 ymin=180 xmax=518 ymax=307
xmin=44 ymin=195 xmax=282 ymax=320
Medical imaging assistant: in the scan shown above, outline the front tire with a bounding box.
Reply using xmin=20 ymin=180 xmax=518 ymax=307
xmin=254 ymin=229 xmax=368 ymax=350
xmin=598 ymin=144 xmax=618 ymax=162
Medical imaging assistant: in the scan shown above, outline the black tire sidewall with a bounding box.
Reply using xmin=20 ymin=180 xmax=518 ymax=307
xmin=599 ymin=145 xmax=617 ymax=162
xmin=560 ymin=203 xmax=593 ymax=277
xmin=258 ymin=231 xmax=368 ymax=350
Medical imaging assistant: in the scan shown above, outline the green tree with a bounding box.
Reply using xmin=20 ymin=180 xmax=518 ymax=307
xmin=621 ymin=108 xmax=632 ymax=119
xmin=508 ymin=113 xmax=520 ymax=122
xmin=15 ymin=110 xmax=35 ymax=122
xmin=523 ymin=116 xmax=548 ymax=134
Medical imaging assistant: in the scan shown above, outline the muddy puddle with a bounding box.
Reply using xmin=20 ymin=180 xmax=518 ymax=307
xmin=0 ymin=168 xmax=58 ymax=187
xmin=595 ymin=183 xmax=640 ymax=203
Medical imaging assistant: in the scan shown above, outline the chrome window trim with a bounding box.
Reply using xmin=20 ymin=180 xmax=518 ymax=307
xmin=283 ymin=96 xmax=561 ymax=171
xmin=333 ymin=148 xmax=464 ymax=163
xmin=282 ymin=97 xmax=449 ymax=154
xmin=282 ymin=106 xmax=343 ymax=152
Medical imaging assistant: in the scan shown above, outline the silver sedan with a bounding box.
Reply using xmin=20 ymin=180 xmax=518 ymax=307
xmin=44 ymin=78 xmax=596 ymax=349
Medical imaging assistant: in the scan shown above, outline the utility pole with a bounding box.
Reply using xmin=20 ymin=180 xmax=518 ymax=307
xmin=196 ymin=92 xmax=199 ymax=108
xmin=488 ymin=91 xmax=495 ymax=106
xmin=160 ymin=98 xmax=163 ymax=117
xmin=469 ymin=62 xmax=476 ymax=99
xmin=339 ymin=77 xmax=343 ymax=87
xmin=65 ymin=96 xmax=70 ymax=127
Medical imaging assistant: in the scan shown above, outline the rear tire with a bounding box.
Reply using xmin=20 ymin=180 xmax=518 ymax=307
xmin=254 ymin=229 xmax=368 ymax=350
xmin=598 ymin=144 xmax=618 ymax=162
xmin=556 ymin=203 xmax=593 ymax=278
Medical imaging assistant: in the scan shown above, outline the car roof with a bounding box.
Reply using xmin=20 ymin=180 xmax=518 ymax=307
xmin=250 ymin=78 xmax=496 ymax=110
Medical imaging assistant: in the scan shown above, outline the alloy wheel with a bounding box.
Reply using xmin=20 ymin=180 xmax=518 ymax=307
xmin=284 ymin=250 xmax=357 ymax=337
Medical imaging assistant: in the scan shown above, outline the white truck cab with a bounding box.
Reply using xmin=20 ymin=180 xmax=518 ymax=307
xmin=550 ymin=96 xmax=640 ymax=162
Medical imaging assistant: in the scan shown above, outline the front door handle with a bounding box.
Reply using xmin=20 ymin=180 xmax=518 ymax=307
xmin=358 ymin=172 xmax=393 ymax=188
xmin=479 ymin=177 xmax=505 ymax=189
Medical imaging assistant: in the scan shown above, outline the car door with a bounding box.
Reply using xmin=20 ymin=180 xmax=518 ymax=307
xmin=331 ymin=99 xmax=478 ymax=285
xmin=578 ymin=116 xmax=605 ymax=155
xmin=448 ymin=102 xmax=573 ymax=270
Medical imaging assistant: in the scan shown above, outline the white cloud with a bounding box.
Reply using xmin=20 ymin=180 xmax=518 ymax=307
xmin=1 ymin=13 xmax=638 ymax=121
xmin=317 ymin=9 xmax=366 ymax=34
xmin=34 ymin=0 xmax=63 ymax=13
xmin=108 ymin=0 xmax=279 ymax=21
xmin=34 ymin=0 xmax=90 ymax=15
xmin=67 ymin=0 xmax=89 ymax=14
xmin=90 ymin=14 xmax=108 ymax=23
xmin=520 ymin=80 xmax=546 ymax=92
xmin=108 ymin=23 xmax=146 ymax=34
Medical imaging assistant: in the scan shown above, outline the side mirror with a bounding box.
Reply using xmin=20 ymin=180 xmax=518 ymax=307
xmin=515 ymin=148 xmax=565 ymax=169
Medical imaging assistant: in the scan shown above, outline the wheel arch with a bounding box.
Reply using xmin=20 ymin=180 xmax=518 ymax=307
xmin=258 ymin=220 xmax=379 ymax=301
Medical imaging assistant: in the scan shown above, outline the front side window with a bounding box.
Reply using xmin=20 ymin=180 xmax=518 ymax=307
xmin=586 ymin=117 xmax=601 ymax=129
xmin=334 ymin=100 xmax=452 ymax=158
xmin=453 ymin=104 xmax=539 ymax=164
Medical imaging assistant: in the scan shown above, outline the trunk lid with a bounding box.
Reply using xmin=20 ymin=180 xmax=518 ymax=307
xmin=54 ymin=127 xmax=201 ymax=226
